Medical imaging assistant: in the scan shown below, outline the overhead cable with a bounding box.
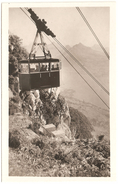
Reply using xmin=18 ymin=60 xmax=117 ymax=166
xmin=54 ymin=37 xmax=109 ymax=95
xmin=76 ymin=7 xmax=109 ymax=60
xmin=20 ymin=8 xmax=35 ymax=24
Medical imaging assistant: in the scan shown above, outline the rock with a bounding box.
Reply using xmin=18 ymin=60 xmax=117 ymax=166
xmin=57 ymin=122 xmax=71 ymax=139
xmin=52 ymin=130 xmax=65 ymax=138
xmin=40 ymin=114 xmax=46 ymax=125
xmin=32 ymin=90 xmax=40 ymax=99
xmin=9 ymin=88 xmax=14 ymax=98
xmin=23 ymin=128 xmax=39 ymax=142
xmin=60 ymin=100 xmax=71 ymax=127
xmin=43 ymin=124 xmax=56 ymax=133
xmin=39 ymin=124 xmax=56 ymax=135
xmin=39 ymin=127 xmax=44 ymax=134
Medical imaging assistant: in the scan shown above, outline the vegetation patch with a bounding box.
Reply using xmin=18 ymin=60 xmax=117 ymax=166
xmin=69 ymin=107 xmax=94 ymax=139
xmin=9 ymin=130 xmax=20 ymax=148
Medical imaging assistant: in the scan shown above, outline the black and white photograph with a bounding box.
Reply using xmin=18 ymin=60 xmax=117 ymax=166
xmin=1 ymin=1 xmax=117 ymax=181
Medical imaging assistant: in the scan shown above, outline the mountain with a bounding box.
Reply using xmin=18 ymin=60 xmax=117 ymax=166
xmin=92 ymin=44 xmax=109 ymax=54
xmin=60 ymin=43 xmax=109 ymax=109
xmin=69 ymin=43 xmax=109 ymax=84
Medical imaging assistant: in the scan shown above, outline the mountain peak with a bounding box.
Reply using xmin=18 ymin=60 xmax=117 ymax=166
xmin=78 ymin=42 xmax=84 ymax=46
xmin=72 ymin=43 xmax=90 ymax=51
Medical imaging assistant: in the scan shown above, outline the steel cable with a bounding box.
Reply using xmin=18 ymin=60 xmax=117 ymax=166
xmin=76 ymin=7 xmax=109 ymax=59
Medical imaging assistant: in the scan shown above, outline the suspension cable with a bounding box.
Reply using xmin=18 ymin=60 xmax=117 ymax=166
xmin=44 ymin=33 xmax=109 ymax=109
xmin=20 ymin=8 xmax=35 ymax=24
xmin=54 ymin=37 xmax=109 ymax=95
xmin=76 ymin=7 xmax=109 ymax=60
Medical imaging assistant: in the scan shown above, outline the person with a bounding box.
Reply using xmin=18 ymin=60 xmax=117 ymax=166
xmin=41 ymin=64 xmax=46 ymax=71
xmin=36 ymin=64 xmax=39 ymax=72
xmin=51 ymin=64 xmax=55 ymax=70
xmin=56 ymin=63 xmax=59 ymax=70
xmin=45 ymin=64 xmax=49 ymax=71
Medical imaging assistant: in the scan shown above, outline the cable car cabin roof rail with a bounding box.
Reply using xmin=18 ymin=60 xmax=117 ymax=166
xmin=19 ymin=58 xmax=60 ymax=64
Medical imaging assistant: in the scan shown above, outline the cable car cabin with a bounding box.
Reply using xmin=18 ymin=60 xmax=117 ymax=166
xmin=18 ymin=57 xmax=61 ymax=92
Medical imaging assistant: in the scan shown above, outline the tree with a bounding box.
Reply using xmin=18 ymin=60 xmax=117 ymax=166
xmin=9 ymin=34 xmax=28 ymax=75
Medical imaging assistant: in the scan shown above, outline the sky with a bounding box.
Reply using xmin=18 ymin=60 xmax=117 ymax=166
xmin=9 ymin=7 xmax=110 ymax=50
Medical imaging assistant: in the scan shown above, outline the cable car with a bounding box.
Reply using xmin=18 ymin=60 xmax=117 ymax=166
xmin=18 ymin=8 xmax=61 ymax=92
xmin=18 ymin=57 xmax=61 ymax=91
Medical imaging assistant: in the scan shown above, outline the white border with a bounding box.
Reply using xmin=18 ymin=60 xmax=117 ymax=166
xmin=1 ymin=1 xmax=117 ymax=182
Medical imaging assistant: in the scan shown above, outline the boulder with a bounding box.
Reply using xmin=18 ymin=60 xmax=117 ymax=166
xmin=52 ymin=129 xmax=65 ymax=138
xmin=21 ymin=128 xmax=39 ymax=142
xmin=57 ymin=121 xmax=72 ymax=140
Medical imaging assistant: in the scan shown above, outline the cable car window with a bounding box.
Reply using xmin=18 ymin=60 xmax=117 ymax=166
xmin=20 ymin=64 xmax=29 ymax=74
xmin=40 ymin=63 xmax=49 ymax=72
xmin=51 ymin=62 xmax=59 ymax=71
xmin=30 ymin=63 xmax=39 ymax=73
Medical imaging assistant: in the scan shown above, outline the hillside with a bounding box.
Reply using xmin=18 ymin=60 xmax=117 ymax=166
xmin=61 ymin=94 xmax=110 ymax=141
xmin=9 ymin=88 xmax=110 ymax=177
xmin=9 ymin=103 xmax=110 ymax=177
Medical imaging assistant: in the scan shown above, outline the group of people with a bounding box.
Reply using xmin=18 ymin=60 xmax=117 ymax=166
xmin=40 ymin=63 xmax=49 ymax=71
xmin=51 ymin=63 xmax=59 ymax=70
xmin=19 ymin=62 xmax=59 ymax=73
xmin=40 ymin=63 xmax=59 ymax=72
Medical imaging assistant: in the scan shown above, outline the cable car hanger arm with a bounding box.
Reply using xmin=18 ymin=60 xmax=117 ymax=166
xmin=27 ymin=8 xmax=56 ymax=38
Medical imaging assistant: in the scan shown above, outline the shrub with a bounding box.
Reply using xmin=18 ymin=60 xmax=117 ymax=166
xmin=9 ymin=130 xmax=20 ymax=148
xmin=29 ymin=120 xmax=40 ymax=134
xmin=9 ymin=96 xmax=21 ymax=115
xmin=9 ymin=75 xmax=19 ymax=95
xmin=11 ymin=96 xmax=20 ymax=104
xmin=40 ymin=91 xmax=66 ymax=125
xmin=32 ymin=138 xmax=45 ymax=150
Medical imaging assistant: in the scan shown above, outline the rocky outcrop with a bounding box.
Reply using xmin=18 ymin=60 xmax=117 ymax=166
xmin=57 ymin=120 xmax=72 ymax=139
xmin=19 ymin=88 xmax=72 ymax=139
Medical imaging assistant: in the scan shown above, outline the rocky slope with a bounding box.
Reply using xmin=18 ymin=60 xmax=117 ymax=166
xmin=9 ymin=83 xmax=110 ymax=177
xmin=9 ymin=112 xmax=110 ymax=177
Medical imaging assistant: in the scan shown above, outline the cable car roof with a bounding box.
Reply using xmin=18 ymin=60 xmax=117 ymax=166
xmin=19 ymin=57 xmax=60 ymax=64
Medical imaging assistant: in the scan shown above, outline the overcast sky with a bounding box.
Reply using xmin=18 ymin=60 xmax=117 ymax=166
xmin=9 ymin=7 xmax=109 ymax=49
